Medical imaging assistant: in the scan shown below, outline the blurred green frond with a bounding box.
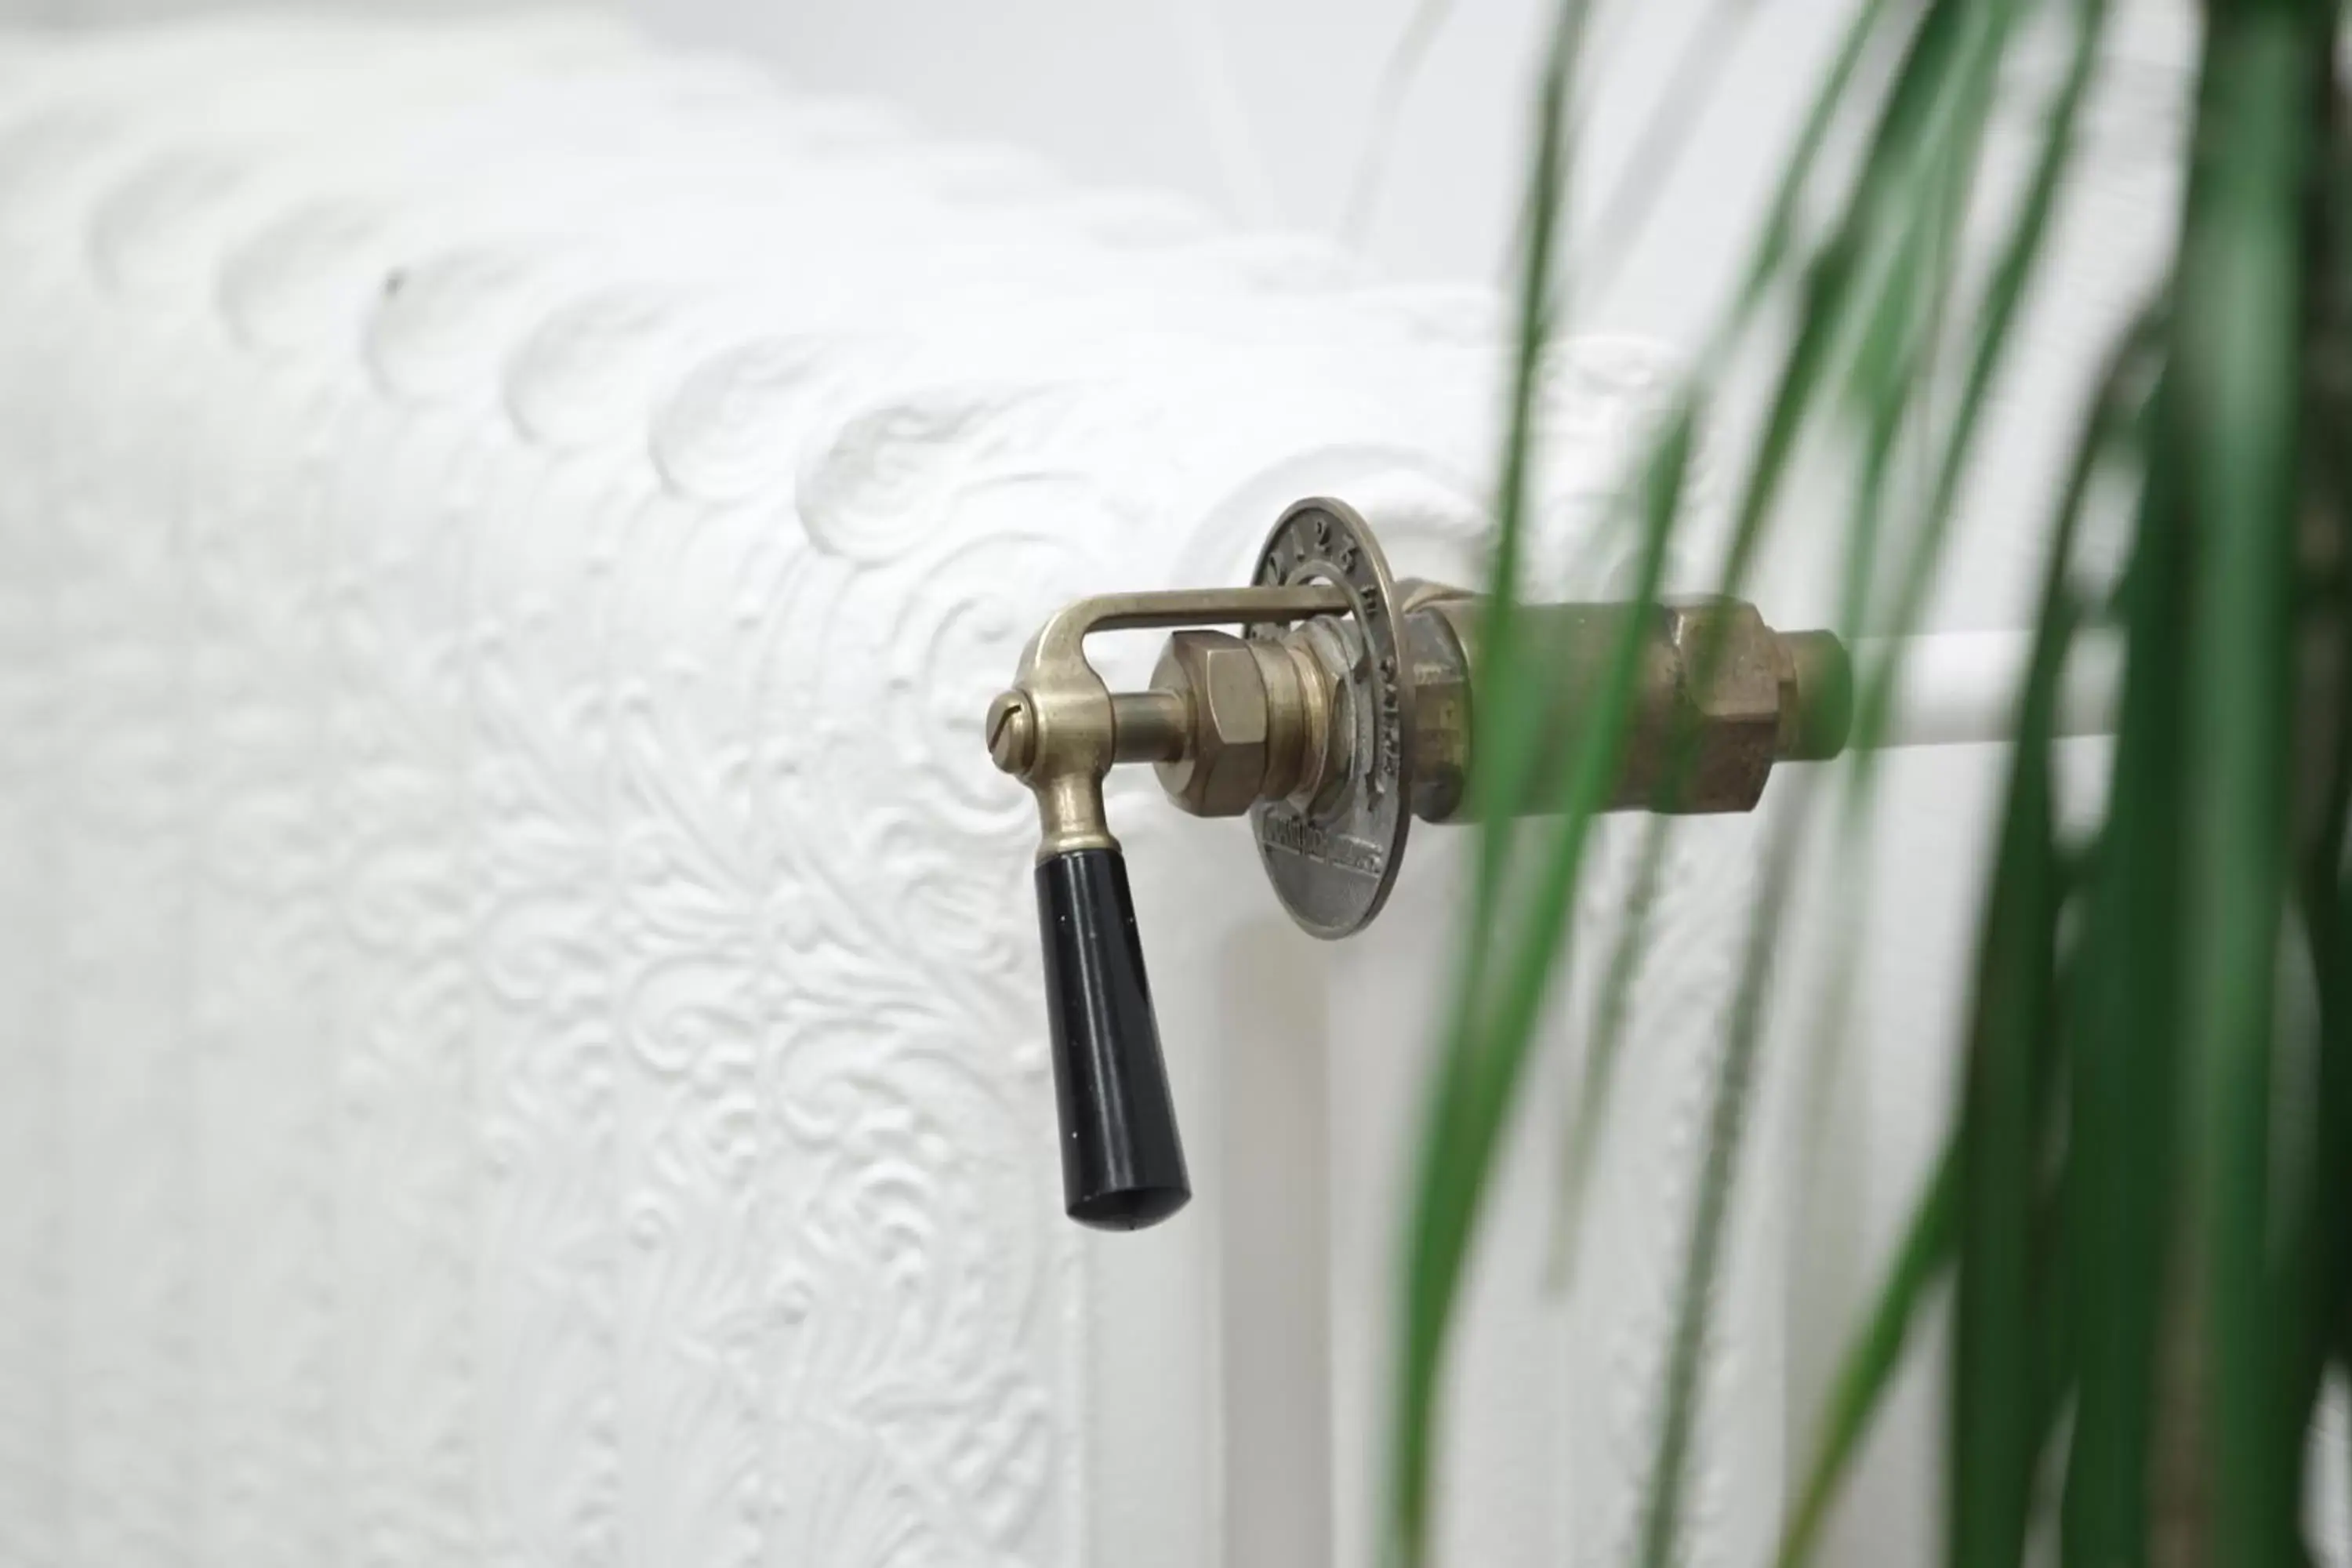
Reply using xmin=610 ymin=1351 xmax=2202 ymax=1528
xmin=1389 ymin=0 xmax=2352 ymax=1564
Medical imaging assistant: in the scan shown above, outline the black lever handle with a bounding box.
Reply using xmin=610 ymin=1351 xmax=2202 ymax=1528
xmin=1035 ymin=847 xmax=1190 ymax=1230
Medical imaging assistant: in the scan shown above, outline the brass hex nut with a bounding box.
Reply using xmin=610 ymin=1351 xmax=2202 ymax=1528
xmin=1152 ymin=630 xmax=1272 ymax=817
xmin=1653 ymin=597 xmax=1783 ymax=813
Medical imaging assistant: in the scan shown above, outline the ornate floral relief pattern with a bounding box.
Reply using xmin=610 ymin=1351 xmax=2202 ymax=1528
xmin=318 ymin=387 xmax=488 ymax=1568
xmin=469 ymin=440 xmax=633 ymax=1568
xmin=129 ymin=155 xmax=347 ymax=1566
xmin=0 ymin=96 xmax=78 ymax=1568
xmin=755 ymin=425 xmax=1163 ymax=1567
xmin=183 ymin=371 xmax=346 ymax=1568
xmin=0 ymin=468 xmax=65 ymax=1568
xmin=605 ymin=477 xmax=787 ymax=1568
xmin=51 ymin=343 xmax=200 ymax=1568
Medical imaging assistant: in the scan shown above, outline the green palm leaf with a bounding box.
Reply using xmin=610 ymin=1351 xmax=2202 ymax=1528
xmin=1387 ymin=2 xmax=2349 ymax=1565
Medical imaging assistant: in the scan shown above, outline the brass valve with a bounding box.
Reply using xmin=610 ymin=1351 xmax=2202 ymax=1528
xmin=985 ymin=498 xmax=1851 ymax=1230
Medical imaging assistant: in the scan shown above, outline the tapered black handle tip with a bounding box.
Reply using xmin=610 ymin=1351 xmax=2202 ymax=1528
xmin=1036 ymin=848 xmax=1190 ymax=1230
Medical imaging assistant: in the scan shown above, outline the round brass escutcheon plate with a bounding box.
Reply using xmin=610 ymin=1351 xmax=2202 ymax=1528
xmin=1247 ymin=498 xmax=1414 ymax=939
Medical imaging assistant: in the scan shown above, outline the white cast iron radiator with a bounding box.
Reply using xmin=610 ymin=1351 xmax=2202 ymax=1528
xmin=0 ymin=17 xmax=1786 ymax=1566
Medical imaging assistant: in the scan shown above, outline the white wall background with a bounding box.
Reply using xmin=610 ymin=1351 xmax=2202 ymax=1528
xmin=0 ymin=2 xmax=2190 ymax=288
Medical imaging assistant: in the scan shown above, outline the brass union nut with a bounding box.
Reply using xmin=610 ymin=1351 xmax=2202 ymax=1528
xmin=1152 ymin=630 xmax=1273 ymax=818
xmin=1650 ymin=597 xmax=1784 ymax=813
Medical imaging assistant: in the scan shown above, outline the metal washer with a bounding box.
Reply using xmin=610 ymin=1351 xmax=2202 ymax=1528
xmin=1247 ymin=497 xmax=1414 ymax=939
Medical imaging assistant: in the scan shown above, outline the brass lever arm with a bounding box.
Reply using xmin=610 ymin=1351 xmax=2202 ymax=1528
xmin=988 ymin=583 xmax=1350 ymax=858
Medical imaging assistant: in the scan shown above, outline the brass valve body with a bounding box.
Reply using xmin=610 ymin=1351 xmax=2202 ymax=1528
xmin=983 ymin=497 xmax=1853 ymax=941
